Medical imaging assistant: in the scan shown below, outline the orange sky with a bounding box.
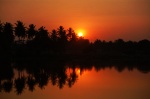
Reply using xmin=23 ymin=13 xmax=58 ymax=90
xmin=0 ymin=0 xmax=150 ymax=41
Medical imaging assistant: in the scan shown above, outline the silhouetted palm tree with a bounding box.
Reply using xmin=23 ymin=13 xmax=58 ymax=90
xmin=51 ymin=29 xmax=58 ymax=42
xmin=57 ymin=26 xmax=67 ymax=43
xmin=56 ymin=26 xmax=68 ymax=53
xmin=0 ymin=22 xmax=14 ymax=59
xmin=35 ymin=26 xmax=49 ymax=41
xmin=2 ymin=22 xmax=14 ymax=47
xmin=14 ymin=21 xmax=26 ymax=42
xmin=67 ymin=28 xmax=77 ymax=42
xmin=27 ymin=24 xmax=37 ymax=40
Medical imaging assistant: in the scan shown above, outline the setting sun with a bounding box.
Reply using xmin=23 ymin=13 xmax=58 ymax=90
xmin=78 ymin=32 xmax=83 ymax=37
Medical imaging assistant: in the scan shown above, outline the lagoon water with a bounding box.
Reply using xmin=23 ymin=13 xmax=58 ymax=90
xmin=0 ymin=63 xmax=150 ymax=99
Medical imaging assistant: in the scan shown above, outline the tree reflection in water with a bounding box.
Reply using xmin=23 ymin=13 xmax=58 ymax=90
xmin=0 ymin=60 xmax=150 ymax=95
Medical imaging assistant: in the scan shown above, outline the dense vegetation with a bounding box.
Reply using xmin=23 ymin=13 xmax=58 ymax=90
xmin=0 ymin=21 xmax=150 ymax=61
xmin=0 ymin=21 xmax=150 ymax=95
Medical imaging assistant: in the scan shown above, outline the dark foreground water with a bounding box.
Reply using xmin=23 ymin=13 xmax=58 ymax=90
xmin=0 ymin=61 xmax=150 ymax=99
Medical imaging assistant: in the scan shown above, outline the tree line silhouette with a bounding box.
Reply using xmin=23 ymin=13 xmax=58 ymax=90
xmin=0 ymin=20 xmax=150 ymax=62
xmin=0 ymin=21 xmax=150 ymax=95
xmin=0 ymin=21 xmax=90 ymax=60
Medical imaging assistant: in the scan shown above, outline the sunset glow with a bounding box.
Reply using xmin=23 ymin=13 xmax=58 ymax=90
xmin=0 ymin=1 xmax=150 ymax=99
xmin=78 ymin=32 xmax=83 ymax=37
xmin=0 ymin=0 xmax=150 ymax=41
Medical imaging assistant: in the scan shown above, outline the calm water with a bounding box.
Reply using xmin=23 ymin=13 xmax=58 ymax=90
xmin=0 ymin=62 xmax=150 ymax=99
